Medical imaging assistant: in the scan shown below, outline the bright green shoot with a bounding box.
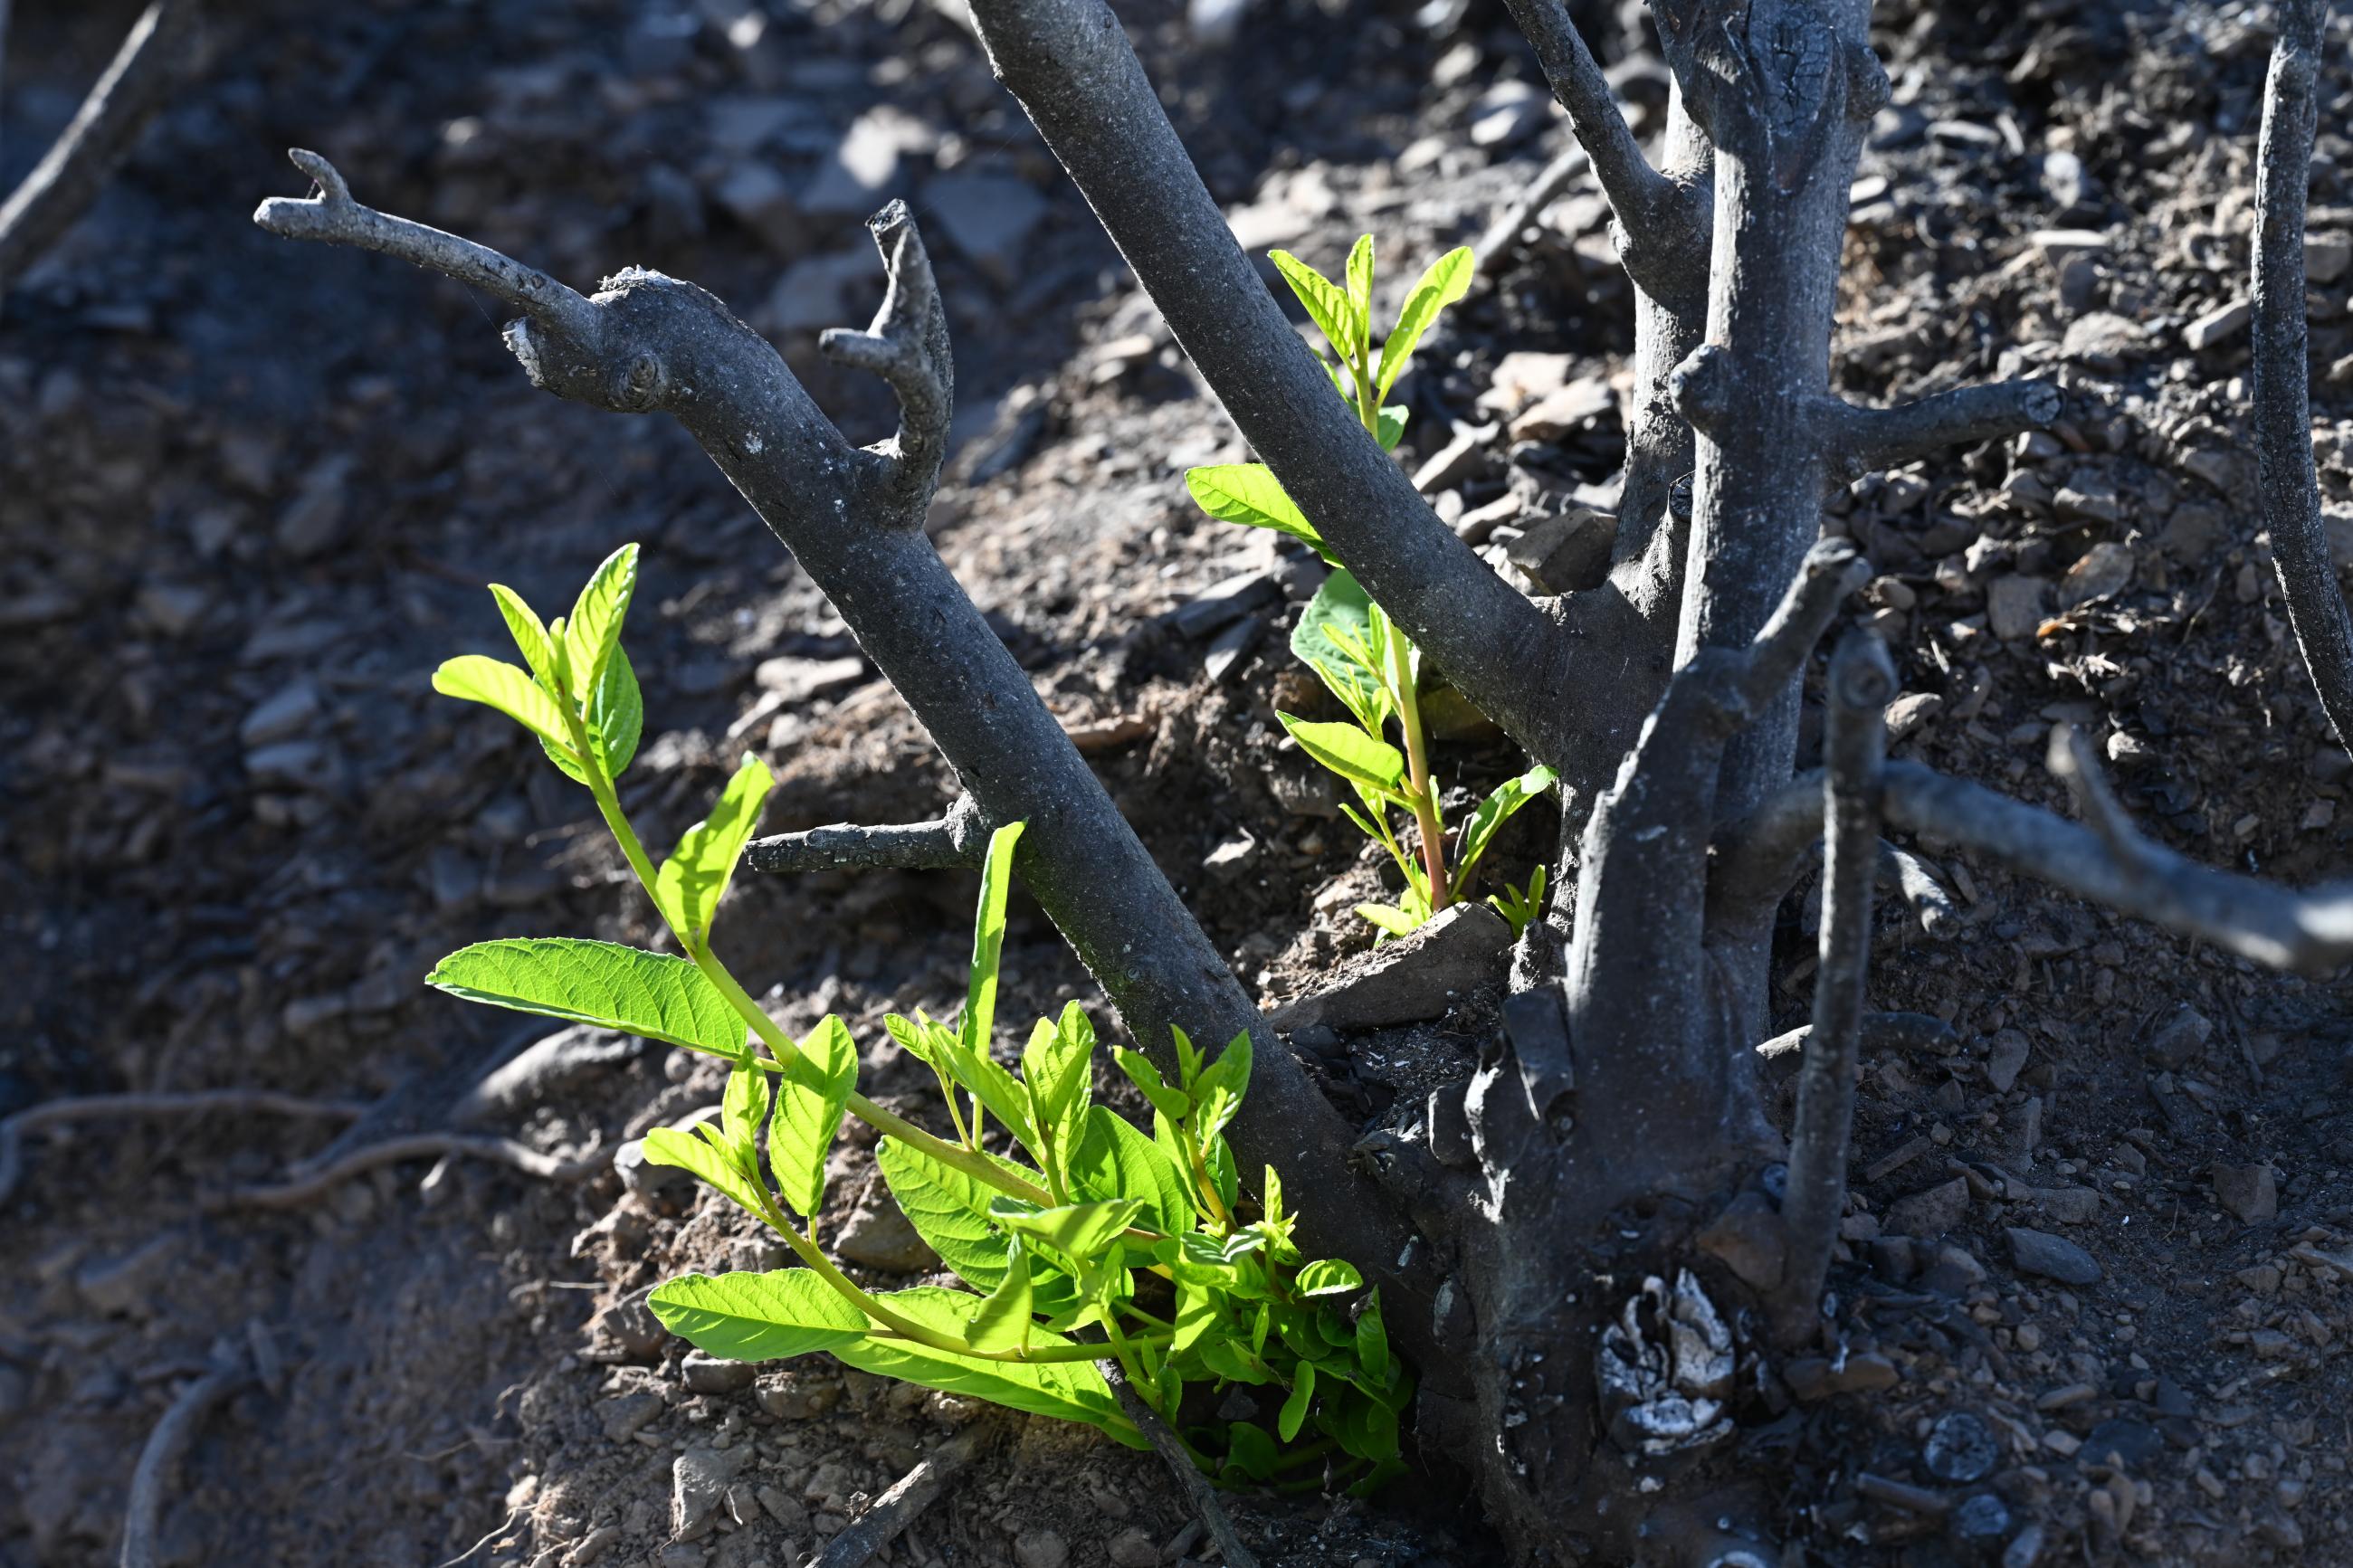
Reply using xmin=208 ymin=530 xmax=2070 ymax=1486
xmin=424 ymin=546 xmax=1410 ymax=1488
xmin=1183 ymin=237 xmax=1555 ymax=936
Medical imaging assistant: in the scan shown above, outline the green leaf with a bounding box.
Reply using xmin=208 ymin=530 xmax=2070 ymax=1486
xmin=1343 ymin=233 xmax=1374 ymax=353
xmin=487 ymin=584 xmax=557 ymax=689
xmin=1291 ymin=570 xmax=1386 ymax=730
xmin=721 ymin=1059 xmax=773 ymax=1159
xmin=1189 ymin=1031 xmax=1252 ymax=1145
xmin=426 ymin=937 xmax=748 ymax=1060
xmin=1069 ymin=1107 xmax=1187 ymax=1236
xmin=1113 ymin=1049 xmax=1191 ymax=1123
xmin=990 ymin=1196 xmax=1145 ymax=1260
xmin=1276 ymin=713 xmax=1406 ymax=798
xmin=562 ymin=543 xmax=640 ymax=701
xmin=1200 ymin=1337 xmax=1275 ymax=1385
xmin=1295 ymin=1259 xmax=1365 ymax=1297
xmin=838 ymin=1288 xmax=1137 ymax=1442
xmin=1224 ymin=1420 xmax=1280 ymax=1483
xmin=1452 ymin=765 xmax=1558 ymax=894
xmin=656 ymin=752 xmax=776 ymax=940
xmin=963 ymin=1241 xmax=1034 ymax=1352
xmin=538 ymin=643 xmax=643 ymax=784
xmin=433 ymin=655 xmax=578 ymax=757
xmin=875 ymin=1137 xmax=1018 ymax=1291
xmin=771 ymin=1014 xmax=858 ymax=1219
xmin=647 ymin=1269 xmax=865 ymax=1361
xmin=1174 ymin=1280 xmax=1223 ymax=1354
xmin=1375 ymin=246 xmax=1474 ymax=404
xmin=1183 ymin=465 xmax=1323 ymax=553
xmin=1374 ymin=404 xmax=1408 ymax=451
xmin=641 ymin=1123 xmax=772 ymax=1219
xmin=1278 ymin=1361 xmax=1316 ymax=1442
xmin=1355 ymin=1291 xmax=1390 ymax=1383
xmin=1353 ymin=902 xmax=1421 ymax=937
xmin=962 ymin=821 xmax=1024 ymax=1062
xmin=1022 ymin=1003 xmax=1095 ymax=1165
xmin=1270 ymin=250 xmax=1359 ymax=363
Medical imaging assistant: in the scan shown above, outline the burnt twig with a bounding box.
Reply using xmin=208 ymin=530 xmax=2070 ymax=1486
xmin=1775 ymin=631 xmax=1893 ymax=1343
xmin=749 ymin=798 xmax=986 ymax=876
xmin=0 ymin=0 xmax=209 ymax=291
xmin=810 ymin=1429 xmax=986 ymax=1568
xmin=1100 ymin=1361 xmax=1261 ymax=1568
xmin=819 ymin=201 xmax=955 ymax=512
xmin=0 ymin=1089 xmax=368 ymax=1206
xmin=120 ymin=1350 xmax=247 ymax=1568
xmin=2251 ymin=0 xmax=2353 ymax=746
xmin=1815 ymin=379 xmax=2062 ymax=484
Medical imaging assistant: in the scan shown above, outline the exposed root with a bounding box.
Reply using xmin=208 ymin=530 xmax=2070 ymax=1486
xmin=1100 ymin=1360 xmax=1261 ymax=1568
xmin=0 ymin=1090 xmax=368 ymax=1206
xmin=809 ymin=1429 xmax=986 ymax=1568
xmin=209 ymin=1134 xmax=604 ymax=1211
xmin=119 ymin=1349 xmax=247 ymax=1568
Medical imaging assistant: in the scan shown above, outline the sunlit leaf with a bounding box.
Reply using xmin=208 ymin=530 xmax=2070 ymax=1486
xmin=656 ymin=752 xmax=776 ymax=940
xmin=1276 ymin=713 xmax=1406 ymax=799
xmin=1271 ymin=250 xmax=1359 ymax=363
xmin=1375 ymin=246 xmax=1474 ymax=404
xmin=771 ymin=1014 xmax=857 ymax=1219
xmin=647 ymin=1269 xmax=865 ymax=1361
xmin=1183 ymin=464 xmax=1324 ymax=553
xmin=426 ymin=938 xmax=748 ymax=1060
xmin=433 ymin=655 xmax=577 ymax=757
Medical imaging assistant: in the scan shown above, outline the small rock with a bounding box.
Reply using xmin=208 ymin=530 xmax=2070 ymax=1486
xmin=1507 ymin=378 xmax=1614 ymax=442
xmin=1986 ymin=1029 xmax=2032 ymax=1094
xmin=803 ymin=108 xmax=930 ymax=214
xmin=2308 ymin=231 xmax=2353 ymax=285
xmin=757 ymin=1375 xmax=842 ymax=1421
xmin=2057 ymin=541 xmax=2133 ymax=608
xmin=2185 ymin=300 xmax=2252 ymax=352
xmin=240 ymin=680 xmax=322 ymax=748
xmin=1502 ymin=507 xmax=1615 ymax=594
xmin=1950 ymin=1493 xmax=2013 ymax=1544
xmin=1694 ymin=1192 xmax=1787 ymax=1289
xmin=757 ymin=1483 xmax=811 ymax=1533
xmin=1886 ymin=1176 xmax=1970 ymax=1240
xmin=1466 ymin=80 xmax=1551 ymax=149
xmin=75 ymin=1234 xmax=184 ymax=1316
xmin=2025 ymin=1184 xmax=2100 ymax=1225
xmin=1266 ymin=904 xmax=1513 ymax=1032
xmin=753 ymin=654 xmax=867 ymax=701
xmin=275 ymin=454 xmax=354 ymax=558
xmin=922 ymin=174 xmax=1049 ymax=285
xmin=764 ymin=251 xmax=879 ymax=335
xmin=2142 ymin=1006 xmax=2213 ymax=1070
xmin=1923 ymin=1411 xmax=1999 ymax=1483
xmin=834 ymin=1187 xmax=941 ymax=1273
xmin=710 ymin=160 xmax=805 ymax=258
xmin=2212 ymin=1162 xmax=2279 ymax=1224
xmin=2006 ymin=1226 xmax=2101 ymax=1286
xmin=600 ymin=1391 xmax=664 ymax=1443
xmin=1107 ymin=1527 xmax=1158 ymax=1568
xmin=2053 ymin=479 xmax=2122 ymax=527
xmin=1412 ymin=423 xmax=1494 ymax=493
xmin=137 ymin=582 xmax=212 ymax=637
xmin=1013 ymin=1530 xmax=1070 ymax=1568
xmin=245 ymin=738 xmax=343 ymax=793
xmin=1986 ymin=575 xmax=2050 ymax=640
xmin=614 ymin=1137 xmax=695 ymax=1199
xmin=2082 ymin=1416 xmax=2163 ymax=1468
xmin=672 ymin=1447 xmax=747 ymax=1541
xmin=1783 ymin=1351 xmax=1900 ymax=1402
xmin=681 ymin=1353 xmax=757 ymax=1394
xmin=1483 ymin=350 xmax=1576 ymax=411
xmin=1883 ymin=690 xmax=1942 ymax=743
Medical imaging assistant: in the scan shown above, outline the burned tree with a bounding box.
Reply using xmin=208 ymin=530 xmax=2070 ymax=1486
xmin=255 ymin=0 xmax=2353 ymax=1560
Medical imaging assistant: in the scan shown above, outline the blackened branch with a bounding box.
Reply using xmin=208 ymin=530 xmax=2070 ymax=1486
xmin=1815 ymin=378 xmax=2062 ymax=483
xmin=2252 ymin=0 xmax=2353 ymax=746
xmin=1500 ymin=0 xmax=1711 ymax=314
xmin=1775 ymin=630 xmax=1893 ymax=1344
xmin=254 ymin=150 xmax=601 ymax=349
xmin=748 ymin=799 xmax=987 ymax=876
xmin=820 ymin=201 xmax=956 ymax=512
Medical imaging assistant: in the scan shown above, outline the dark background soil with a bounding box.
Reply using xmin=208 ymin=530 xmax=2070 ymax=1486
xmin=5 ymin=0 xmax=2353 ymax=1563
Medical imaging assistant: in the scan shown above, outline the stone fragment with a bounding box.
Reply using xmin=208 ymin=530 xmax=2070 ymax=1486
xmin=681 ymin=1353 xmax=757 ymax=1394
xmin=1783 ymin=1351 xmax=1900 ymax=1401
xmin=2006 ymin=1226 xmax=2101 ymax=1285
xmin=1507 ymin=378 xmax=1614 ymax=442
xmin=137 ymin=582 xmax=212 ymax=636
xmin=1013 ymin=1531 xmax=1071 ymax=1568
xmin=600 ymin=1391 xmax=663 ymax=1442
xmin=2308 ymin=231 xmax=2353 ymax=285
xmin=1108 ymin=1527 xmax=1159 ymax=1568
xmin=276 ymin=454 xmax=354 ymax=558
xmin=710 ymin=160 xmax=805 ymax=258
xmin=835 ymin=1187 xmax=941 ymax=1272
xmin=1883 ymin=691 xmax=1942 ymax=743
xmin=803 ymin=109 xmax=931 ymax=214
xmin=672 ymin=1447 xmax=747 ymax=1541
xmin=922 ymin=174 xmax=1049 ymax=284
xmin=1502 ymin=507 xmax=1615 ymax=594
xmin=240 ymin=680 xmax=321 ymax=748
xmin=1467 ymin=81 xmax=1550 ymax=149
xmin=2212 ymin=1163 xmax=2279 ymax=1224
xmin=1266 ymin=904 xmax=1512 ymax=1032
xmin=2142 ymin=1006 xmax=2213 ymax=1069
xmin=764 ymin=251 xmax=880 ymax=335
xmin=1885 ymin=1176 xmax=1970 ymax=1240
xmin=1694 ymin=1192 xmax=1786 ymax=1289
xmin=2057 ymin=541 xmax=2133 ymax=608
xmin=753 ymin=654 xmax=867 ymax=701
xmin=1986 ymin=1029 xmax=2031 ymax=1094
xmin=76 ymin=1234 xmax=184 ymax=1316
xmin=1923 ymin=1411 xmax=1998 ymax=1483
xmin=2185 ymin=300 xmax=2251 ymax=351
xmin=1986 ymin=575 xmax=2050 ymax=641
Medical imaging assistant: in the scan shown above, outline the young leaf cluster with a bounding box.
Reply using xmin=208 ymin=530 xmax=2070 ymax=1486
xmin=423 ymin=547 xmax=1408 ymax=1487
xmin=1183 ymin=237 xmax=1555 ymax=936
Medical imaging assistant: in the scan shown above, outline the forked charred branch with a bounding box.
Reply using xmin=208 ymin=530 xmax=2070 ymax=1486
xmin=1500 ymin=0 xmax=1710 ymax=315
xmin=2252 ymin=0 xmax=2353 ymax=747
xmin=1772 ymin=631 xmax=1891 ymax=1343
xmin=253 ymin=151 xmax=1437 ymax=1345
xmin=963 ymin=0 xmax=1588 ymax=776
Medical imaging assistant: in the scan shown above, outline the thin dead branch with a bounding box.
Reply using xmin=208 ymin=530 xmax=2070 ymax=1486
xmin=818 ymin=200 xmax=955 ymax=511
xmin=810 ymin=1429 xmax=986 ymax=1568
xmin=1100 ymin=1361 xmax=1261 ymax=1568
xmin=1775 ymin=631 xmax=1892 ymax=1342
xmin=1499 ymin=0 xmax=1710 ymax=313
xmin=120 ymin=1350 xmax=246 ymax=1568
xmin=1814 ymin=378 xmax=2062 ymax=483
xmin=209 ymin=1133 xmax=604 ymax=1211
xmin=1471 ymin=145 xmax=1589 ymax=274
xmin=1877 ymin=842 xmax=1961 ymax=938
xmin=0 ymin=1089 xmax=368 ymax=1206
xmin=2250 ymin=0 xmax=2353 ymax=746
xmin=748 ymin=798 xmax=986 ymax=876
xmin=0 ymin=0 xmax=209 ymax=291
